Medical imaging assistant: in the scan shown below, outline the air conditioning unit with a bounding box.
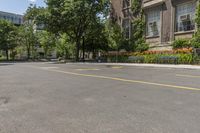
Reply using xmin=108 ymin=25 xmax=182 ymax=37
xmin=180 ymin=14 xmax=190 ymax=21
xmin=149 ymin=21 xmax=157 ymax=27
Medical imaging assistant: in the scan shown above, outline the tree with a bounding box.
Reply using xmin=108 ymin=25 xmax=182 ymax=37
xmin=24 ymin=4 xmax=47 ymax=27
xmin=85 ymin=23 xmax=109 ymax=58
xmin=105 ymin=20 xmax=123 ymax=51
xmin=130 ymin=0 xmax=149 ymax=52
xmin=0 ymin=20 xmax=18 ymax=60
xmin=192 ymin=2 xmax=200 ymax=48
xmin=18 ymin=23 xmax=37 ymax=59
xmin=56 ymin=33 xmax=75 ymax=59
xmin=46 ymin=0 xmax=109 ymax=61
xmin=17 ymin=5 xmax=44 ymax=60
xmin=37 ymin=31 xmax=56 ymax=58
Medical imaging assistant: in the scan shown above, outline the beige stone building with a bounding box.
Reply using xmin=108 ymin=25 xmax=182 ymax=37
xmin=111 ymin=0 xmax=198 ymax=50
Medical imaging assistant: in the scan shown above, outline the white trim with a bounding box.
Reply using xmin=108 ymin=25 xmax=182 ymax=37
xmin=143 ymin=0 xmax=165 ymax=9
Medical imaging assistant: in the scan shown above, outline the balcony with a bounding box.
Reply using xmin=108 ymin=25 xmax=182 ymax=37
xmin=143 ymin=0 xmax=165 ymax=8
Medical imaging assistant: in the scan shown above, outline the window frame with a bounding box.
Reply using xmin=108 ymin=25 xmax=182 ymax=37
xmin=175 ymin=1 xmax=196 ymax=33
xmin=145 ymin=7 xmax=161 ymax=37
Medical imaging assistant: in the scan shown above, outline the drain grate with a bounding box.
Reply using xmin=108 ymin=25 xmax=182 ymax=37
xmin=0 ymin=97 xmax=9 ymax=105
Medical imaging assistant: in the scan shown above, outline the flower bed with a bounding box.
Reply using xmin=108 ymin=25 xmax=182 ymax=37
xmin=102 ymin=48 xmax=195 ymax=64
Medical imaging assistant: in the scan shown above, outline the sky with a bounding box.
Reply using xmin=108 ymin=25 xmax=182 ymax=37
xmin=0 ymin=0 xmax=46 ymax=15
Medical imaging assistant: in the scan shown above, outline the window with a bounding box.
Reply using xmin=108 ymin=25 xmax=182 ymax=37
xmin=123 ymin=0 xmax=130 ymax=9
xmin=122 ymin=19 xmax=130 ymax=39
xmin=11 ymin=16 xmax=14 ymax=22
xmin=19 ymin=18 xmax=21 ymax=24
xmin=146 ymin=8 xmax=161 ymax=37
xmin=175 ymin=2 xmax=195 ymax=32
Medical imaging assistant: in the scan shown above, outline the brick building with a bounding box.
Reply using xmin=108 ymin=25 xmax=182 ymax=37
xmin=111 ymin=0 xmax=198 ymax=50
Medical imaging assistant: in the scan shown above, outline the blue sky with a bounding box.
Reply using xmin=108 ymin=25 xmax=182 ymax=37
xmin=0 ymin=0 xmax=46 ymax=15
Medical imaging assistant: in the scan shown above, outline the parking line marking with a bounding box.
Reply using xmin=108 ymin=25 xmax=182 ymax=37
xmin=112 ymin=66 xmax=123 ymax=69
xmin=44 ymin=69 xmax=200 ymax=91
xmin=176 ymin=74 xmax=200 ymax=78
xmin=75 ymin=68 xmax=100 ymax=71
xmin=39 ymin=67 xmax=59 ymax=70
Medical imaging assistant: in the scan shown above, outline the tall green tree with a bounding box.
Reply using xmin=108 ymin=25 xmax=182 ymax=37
xmin=192 ymin=2 xmax=200 ymax=48
xmin=85 ymin=21 xmax=109 ymax=59
xmin=130 ymin=0 xmax=149 ymax=52
xmin=37 ymin=31 xmax=56 ymax=58
xmin=24 ymin=4 xmax=47 ymax=27
xmin=18 ymin=4 xmax=45 ymax=59
xmin=46 ymin=0 xmax=109 ymax=61
xmin=18 ymin=23 xmax=37 ymax=59
xmin=0 ymin=20 xmax=18 ymax=60
xmin=105 ymin=20 xmax=123 ymax=51
xmin=56 ymin=33 xmax=75 ymax=59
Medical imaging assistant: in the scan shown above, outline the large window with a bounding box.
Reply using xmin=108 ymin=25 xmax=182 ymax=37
xmin=146 ymin=8 xmax=161 ymax=37
xmin=176 ymin=2 xmax=195 ymax=32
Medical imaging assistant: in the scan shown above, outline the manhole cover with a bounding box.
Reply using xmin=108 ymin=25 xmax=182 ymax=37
xmin=0 ymin=97 xmax=9 ymax=105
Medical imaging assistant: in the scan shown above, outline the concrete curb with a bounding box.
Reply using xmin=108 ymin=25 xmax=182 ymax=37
xmin=66 ymin=62 xmax=200 ymax=70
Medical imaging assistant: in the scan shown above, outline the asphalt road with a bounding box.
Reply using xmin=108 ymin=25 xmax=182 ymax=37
xmin=1 ymin=62 xmax=200 ymax=133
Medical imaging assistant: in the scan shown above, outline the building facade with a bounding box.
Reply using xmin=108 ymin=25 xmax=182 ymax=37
xmin=111 ymin=0 xmax=198 ymax=50
xmin=0 ymin=11 xmax=23 ymax=25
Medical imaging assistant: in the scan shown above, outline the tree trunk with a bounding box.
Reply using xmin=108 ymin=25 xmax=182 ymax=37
xmin=65 ymin=48 xmax=68 ymax=60
xmin=82 ymin=36 xmax=85 ymax=62
xmin=27 ymin=48 xmax=30 ymax=60
xmin=76 ymin=42 xmax=80 ymax=62
xmin=92 ymin=42 xmax=95 ymax=60
xmin=5 ymin=50 xmax=9 ymax=61
xmin=44 ymin=48 xmax=48 ymax=59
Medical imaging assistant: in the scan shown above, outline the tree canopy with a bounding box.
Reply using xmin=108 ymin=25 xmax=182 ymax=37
xmin=46 ymin=0 xmax=110 ymax=61
xmin=0 ymin=20 xmax=17 ymax=60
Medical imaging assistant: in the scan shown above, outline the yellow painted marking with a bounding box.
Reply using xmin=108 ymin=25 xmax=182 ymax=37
xmin=112 ymin=66 xmax=123 ymax=69
xmin=176 ymin=74 xmax=200 ymax=78
xmin=39 ymin=67 xmax=59 ymax=69
xmin=43 ymin=69 xmax=200 ymax=91
xmin=75 ymin=68 xmax=100 ymax=71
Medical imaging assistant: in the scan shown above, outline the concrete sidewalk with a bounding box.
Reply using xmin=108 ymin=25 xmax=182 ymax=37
xmin=66 ymin=62 xmax=200 ymax=70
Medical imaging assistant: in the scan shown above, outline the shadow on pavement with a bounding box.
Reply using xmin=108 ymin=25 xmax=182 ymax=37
xmin=0 ymin=63 xmax=14 ymax=66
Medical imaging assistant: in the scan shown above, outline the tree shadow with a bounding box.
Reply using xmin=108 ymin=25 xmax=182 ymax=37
xmin=0 ymin=63 xmax=14 ymax=66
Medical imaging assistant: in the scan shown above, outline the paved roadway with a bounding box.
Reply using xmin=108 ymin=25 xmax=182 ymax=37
xmin=1 ymin=62 xmax=200 ymax=133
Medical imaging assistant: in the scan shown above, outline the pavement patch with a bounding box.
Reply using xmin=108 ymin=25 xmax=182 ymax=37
xmin=176 ymin=74 xmax=200 ymax=78
xmin=0 ymin=97 xmax=9 ymax=106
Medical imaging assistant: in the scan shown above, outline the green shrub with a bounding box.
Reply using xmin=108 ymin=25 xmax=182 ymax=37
xmin=143 ymin=54 xmax=158 ymax=63
xmin=107 ymin=55 xmax=129 ymax=62
xmin=128 ymin=56 xmax=144 ymax=63
xmin=172 ymin=39 xmax=191 ymax=49
xmin=135 ymin=42 xmax=149 ymax=52
xmin=191 ymin=31 xmax=200 ymax=48
xmin=105 ymin=53 xmax=195 ymax=64
xmin=177 ymin=54 xmax=193 ymax=64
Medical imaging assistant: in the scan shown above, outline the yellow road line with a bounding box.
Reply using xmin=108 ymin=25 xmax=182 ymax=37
xmin=45 ymin=69 xmax=200 ymax=91
xmin=176 ymin=74 xmax=200 ymax=78
xmin=112 ymin=66 xmax=123 ymax=69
